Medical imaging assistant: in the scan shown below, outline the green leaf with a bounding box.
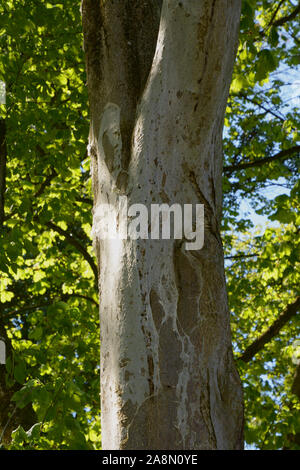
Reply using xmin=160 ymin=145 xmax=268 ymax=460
xmin=255 ymin=49 xmax=277 ymax=81
xmin=11 ymin=426 xmax=28 ymax=444
xmin=14 ymin=362 xmax=27 ymax=384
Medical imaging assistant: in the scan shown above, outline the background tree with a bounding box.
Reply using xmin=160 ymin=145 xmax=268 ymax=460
xmin=0 ymin=0 xmax=100 ymax=449
xmin=0 ymin=0 xmax=299 ymax=450
xmin=224 ymin=0 xmax=300 ymax=449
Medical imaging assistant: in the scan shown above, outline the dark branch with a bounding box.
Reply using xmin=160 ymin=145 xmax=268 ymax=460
xmin=238 ymin=93 xmax=285 ymax=122
xmin=259 ymin=0 xmax=300 ymax=38
xmin=76 ymin=196 xmax=93 ymax=205
xmin=224 ymin=146 xmax=300 ymax=174
xmin=4 ymin=293 xmax=99 ymax=318
xmin=34 ymin=166 xmax=58 ymax=198
xmin=2 ymin=292 xmax=99 ymax=318
xmin=239 ymin=296 xmax=300 ymax=363
xmin=5 ymin=301 xmax=56 ymax=318
xmin=225 ymin=253 xmax=258 ymax=260
xmin=267 ymin=0 xmax=286 ymax=28
xmin=45 ymin=221 xmax=98 ymax=285
xmin=62 ymin=293 xmax=99 ymax=308
xmin=272 ymin=1 xmax=300 ymax=27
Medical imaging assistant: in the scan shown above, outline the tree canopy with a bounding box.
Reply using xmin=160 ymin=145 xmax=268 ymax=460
xmin=0 ymin=0 xmax=299 ymax=450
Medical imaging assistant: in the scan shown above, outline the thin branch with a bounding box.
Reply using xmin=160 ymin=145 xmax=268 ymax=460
xmin=62 ymin=293 xmax=99 ymax=308
xmin=0 ymin=405 xmax=17 ymax=445
xmin=76 ymin=196 xmax=93 ymax=205
xmin=290 ymin=31 xmax=300 ymax=45
xmin=258 ymin=0 xmax=300 ymax=39
xmin=267 ymin=0 xmax=286 ymax=28
xmin=238 ymin=93 xmax=286 ymax=122
xmin=5 ymin=302 xmax=53 ymax=317
xmin=225 ymin=253 xmax=258 ymax=260
xmin=34 ymin=165 xmax=58 ymax=199
xmin=4 ymin=293 xmax=99 ymax=318
xmin=272 ymin=1 xmax=300 ymax=27
xmin=45 ymin=220 xmax=98 ymax=285
xmin=239 ymin=296 xmax=300 ymax=363
xmin=224 ymin=145 xmax=300 ymax=174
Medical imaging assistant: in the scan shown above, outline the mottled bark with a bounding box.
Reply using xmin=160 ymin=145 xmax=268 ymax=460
xmin=82 ymin=0 xmax=243 ymax=450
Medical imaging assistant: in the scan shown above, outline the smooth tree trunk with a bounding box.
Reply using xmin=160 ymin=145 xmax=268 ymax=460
xmin=82 ymin=0 xmax=244 ymax=450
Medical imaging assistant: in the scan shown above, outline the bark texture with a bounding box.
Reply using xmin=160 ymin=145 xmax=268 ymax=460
xmin=82 ymin=0 xmax=243 ymax=450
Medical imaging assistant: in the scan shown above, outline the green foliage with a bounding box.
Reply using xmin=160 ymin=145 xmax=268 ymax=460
xmin=0 ymin=0 xmax=100 ymax=450
xmin=223 ymin=0 xmax=300 ymax=450
xmin=0 ymin=0 xmax=299 ymax=450
xmin=226 ymin=223 xmax=299 ymax=448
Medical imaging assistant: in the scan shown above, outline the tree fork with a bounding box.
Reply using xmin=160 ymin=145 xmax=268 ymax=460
xmin=82 ymin=0 xmax=244 ymax=450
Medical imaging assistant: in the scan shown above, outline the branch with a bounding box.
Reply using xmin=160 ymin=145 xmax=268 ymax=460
xmin=237 ymin=93 xmax=285 ymax=122
xmin=267 ymin=0 xmax=286 ymax=28
xmin=4 ymin=301 xmax=54 ymax=317
xmin=224 ymin=145 xmax=300 ymax=174
xmin=225 ymin=253 xmax=258 ymax=260
xmin=45 ymin=221 xmax=98 ymax=285
xmin=34 ymin=165 xmax=58 ymax=198
xmin=239 ymin=296 xmax=300 ymax=363
xmin=259 ymin=1 xmax=300 ymax=39
xmin=3 ymin=293 xmax=99 ymax=318
xmin=76 ymin=196 xmax=93 ymax=205
xmin=0 ymin=119 xmax=7 ymax=229
xmin=0 ymin=405 xmax=17 ymax=445
xmin=272 ymin=1 xmax=300 ymax=27
xmin=62 ymin=293 xmax=99 ymax=308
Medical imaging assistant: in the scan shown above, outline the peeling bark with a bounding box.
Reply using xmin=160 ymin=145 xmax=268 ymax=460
xmin=82 ymin=0 xmax=243 ymax=450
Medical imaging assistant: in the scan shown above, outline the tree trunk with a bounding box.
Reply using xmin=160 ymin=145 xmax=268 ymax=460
xmin=82 ymin=0 xmax=244 ymax=450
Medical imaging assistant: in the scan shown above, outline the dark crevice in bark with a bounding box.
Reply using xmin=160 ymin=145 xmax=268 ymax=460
xmin=149 ymin=288 xmax=165 ymax=332
xmin=147 ymin=355 xmax=155 ymax=396
xmin=185 ymin=167 xmax=222 ymax=246
xmin=206 ymin=368 xmax=218 ymax=448
xmin=82 ymin=0 xmax=162 ymax=182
